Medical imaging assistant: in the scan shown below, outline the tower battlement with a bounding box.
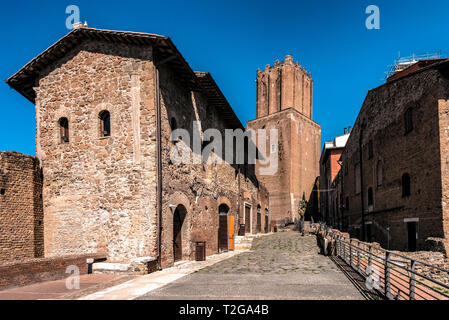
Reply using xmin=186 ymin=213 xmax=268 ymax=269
xmin=256 ymin=55 xmax=313 ymax=119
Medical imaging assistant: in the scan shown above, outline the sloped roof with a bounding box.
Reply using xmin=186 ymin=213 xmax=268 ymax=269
xmin=6 ymin=26 xmax=245 ymax=130
xmin=195 ymin=72 xmax=244 ymax=130
xmin=6 ymin=27 xmax=199 ymax=102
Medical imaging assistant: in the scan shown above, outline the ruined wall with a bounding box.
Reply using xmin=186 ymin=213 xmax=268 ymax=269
xmin=159 ymin=66 xmax=270 ymax=268
xmin=340 ymin=68 xmax=449 ymax=251
xmin=248 ymin=108 xmax=320 ymax=225
xmin=0 ymin=152 xmax=43 ymax=262
xmin=34 ymin=40 xmax=157 ymax=263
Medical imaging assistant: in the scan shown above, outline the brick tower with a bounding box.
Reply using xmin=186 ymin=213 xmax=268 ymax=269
xmin=248 ymin=55 xmax=321 ymax=226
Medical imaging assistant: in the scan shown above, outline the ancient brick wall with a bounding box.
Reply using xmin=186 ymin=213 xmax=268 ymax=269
xmin=0 ymin=253 xmax=104 ymax=290
xmin=251 ymin=56 xmax=321 ymax=226
xmin=31 ymin=35 xmax=269 ymax=268
xmin=159 ymin=65 xmax=270 ymax=268
xmin=248 ymin=108 xmax=320 ymax=225
xmin=339 ymin=67 xmax=449 ymax=251
xmin=34 ymin=40 xmax=157 ymax=263
xmin=0 ymin=151 xmax=43 ymax=262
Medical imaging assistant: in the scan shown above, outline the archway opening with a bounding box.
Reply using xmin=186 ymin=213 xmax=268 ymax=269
xmin=256 ymin=205 xmax=262 ymax=234
xmin=218 ymin=204 xmax=230 ymax=253
xmin=173 ymin=205 xmax=187 ymax=262
xmin=265 ymin=208 xmax=269 ymax=233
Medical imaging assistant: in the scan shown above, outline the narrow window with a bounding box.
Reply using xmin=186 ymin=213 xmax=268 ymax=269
xmin=402 ymin=173 xmax=411 ymax=197
xmin=59 ymin=117 xmax=69 ymax=143
xmin=405 ymin=108 xmax=413 ymax=134
xmin=377 ymin=161 xmax=383 ymax=187
xmin=99 ymin=111 xmax=111 ymax=137
xmin=0 ymin=189 xmax=5 ymax=196
xmin=368 ymin=140 xmax=373 ymax=160
xmin=355 ymin=163 xmax=361 ymax=194
xmin=170 ymin=117 xmax=177 ymax=131
xmin=368 ymin=188 xmax=374 ymax=206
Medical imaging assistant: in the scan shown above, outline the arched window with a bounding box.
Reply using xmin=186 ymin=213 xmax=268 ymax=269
xmin=99 ymin=111 xmax=111 ymax=137
xmin=59 ymin=117 xmax=69 ymax=143
xmin=402 ymin=173 xmax=411 ymax=197
xmin=377 ymin=161 xmax=383 ymax=187
xmin=405 ymin=108 xmax=413 ymax=134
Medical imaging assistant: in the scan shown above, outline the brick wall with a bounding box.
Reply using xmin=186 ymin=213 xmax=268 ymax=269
xmin=30 ymin=33 xmax=269 ymax=268
xmin=248 ymin=107 xmax=320 ymax=225
xmin=339 ymin=66 xmax=449 ymax=251
xmin=0 ymin=151 xmax=43 ymax=262
xmin=158 ymin=65 xmax=270 ymax=268
xmin=0 ymin=253 xmax=104 ymax=290
xmin=35 ymin=40 xmax=157 ymax=262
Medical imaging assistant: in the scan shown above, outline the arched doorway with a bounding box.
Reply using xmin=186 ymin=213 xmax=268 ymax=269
xmin=218 ymin=204 xmax=229 ymax=252
xmin=265 ymin=208 xmax=269 ymax=233
xmin=173 ymin=205 xmax=187 ymax=262
xmin=256 ymin=205 xmax=262 ymax=233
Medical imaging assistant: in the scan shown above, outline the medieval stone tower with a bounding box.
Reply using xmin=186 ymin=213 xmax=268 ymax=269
xmin=248 ymin=55 xmax=321 ymax=226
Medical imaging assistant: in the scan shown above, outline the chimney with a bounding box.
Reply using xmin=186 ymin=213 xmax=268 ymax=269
xmin=72 ymin=22 xmax=84 ymax=29
xmin=348 ymin=126 xmax=352 ymax=133
xmin=344 ymin=128 xmax=347 ymax=135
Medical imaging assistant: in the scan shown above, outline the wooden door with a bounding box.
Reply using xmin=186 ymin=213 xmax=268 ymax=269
xmin=228 ymin=216 xmax=234 ymax=251
xmin=265 ymin=215 xmax=269 ymax=233
xmin=256 ymin=210 xmax=261 ymax=233
xmin=245 ymin=205 xmax=251 ymax=233
xmin=218 ymin=215 xmax=228 ymax=252
xmin=173 ymin=208 xmax=183 ymax=262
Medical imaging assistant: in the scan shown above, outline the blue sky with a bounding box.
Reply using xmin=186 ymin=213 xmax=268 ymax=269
xmin=1 ymin=0 xmax=449 ymax=155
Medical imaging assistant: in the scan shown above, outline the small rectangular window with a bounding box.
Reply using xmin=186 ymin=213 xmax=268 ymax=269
xmin=0 ymin=189 xmax=5 ymax=196
xmin=405 ymin=108 xmax=413 ymax=135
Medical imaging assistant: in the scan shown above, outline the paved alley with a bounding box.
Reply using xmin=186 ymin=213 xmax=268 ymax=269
xmin=137 ymin=231 xmax=365 ymax=300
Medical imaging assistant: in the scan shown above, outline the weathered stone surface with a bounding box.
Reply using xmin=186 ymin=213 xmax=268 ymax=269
xmin=0 ymin=151 xmax=43 ymax=262
xmin=248 ymin=56 xmax=321 ymax=226
xmin=336 ymin=63 xmax=449 ymax=253
xmin=22 ymin=29 xmax=270 ymax=268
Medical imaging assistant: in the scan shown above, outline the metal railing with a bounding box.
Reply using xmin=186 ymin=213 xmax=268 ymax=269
xmin=319 ymin=225 xmax=449 ymax=300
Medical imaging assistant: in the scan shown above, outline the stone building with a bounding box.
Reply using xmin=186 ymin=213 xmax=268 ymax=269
xmin=320 ymin=130 xmax=350 ymax=227
xmin=336 ymin=58 xmax=449 ymax=253
xmin=7 ymin=25 xmax=269 ymax=268
xmin=0 ymin=151 xmax=43 ymax=262
xmin=248 ymin=56 xmax=321 ymax=226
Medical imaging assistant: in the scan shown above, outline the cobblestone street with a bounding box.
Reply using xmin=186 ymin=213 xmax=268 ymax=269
xmin=138 ymin=231 xmax=365 ymax=300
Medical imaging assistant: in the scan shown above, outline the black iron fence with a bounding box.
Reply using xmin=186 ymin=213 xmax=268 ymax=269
xmin=319 ymin=224 xmax=449 ymax=300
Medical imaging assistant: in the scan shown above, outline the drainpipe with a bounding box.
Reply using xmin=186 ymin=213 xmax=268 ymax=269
xmin=238 ymin=164 xmax=241 ymax=233
xmin=359 ymin=121 xmax=367 ymax=241
xmin=154 ymin=58 xmax=163 ymax=270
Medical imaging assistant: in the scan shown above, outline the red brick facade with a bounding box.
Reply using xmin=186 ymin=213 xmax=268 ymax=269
xmin=336 ymin=60 xmax=449 ymax=253
xmin=248 ymin=56 xmax=321 ymax=226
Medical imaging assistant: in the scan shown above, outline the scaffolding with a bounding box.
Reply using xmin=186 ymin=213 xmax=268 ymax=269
xmin=385 ymin=52 xmax=442 ymax=80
